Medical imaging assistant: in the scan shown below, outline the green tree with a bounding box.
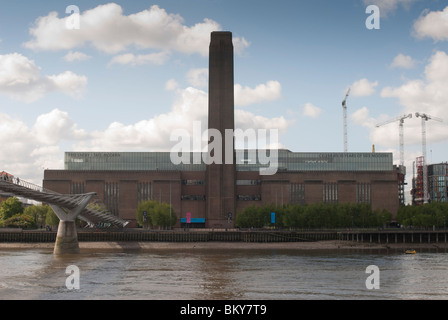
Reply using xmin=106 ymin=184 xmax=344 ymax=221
xmin=2 ymin=212 xmax=37 ymax=229
xmin=24 ymin=204 xmax=52 ymax=227
xmin=0 ymin=197 xmax=24 ymax=221
xmin=237 ymin=202 xmax=392 ymax=229
xmin=136 ymin=200 xmax=176 ymax=229
xmin=45 ymin=209 xmax=59 ymax=227
xmin=152 ymin=202 xmax=177 ymax=229
xmin=397 ymin=203 xmax=448 ymax=228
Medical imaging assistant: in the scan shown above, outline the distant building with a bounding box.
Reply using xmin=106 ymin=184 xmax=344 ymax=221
xmin=412 ymin=160 xmax=448 ymax=204
xmin=429 ymin=163 xmax=448 ymax=203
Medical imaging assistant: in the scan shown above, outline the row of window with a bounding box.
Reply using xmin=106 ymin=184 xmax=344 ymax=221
xmin=66 ymin=151 xmax=393 ymax=172
xmin=290 ymin=183 xmax=372 ymax=205
xmin=70 ymin=182 xmax=374 ymax=211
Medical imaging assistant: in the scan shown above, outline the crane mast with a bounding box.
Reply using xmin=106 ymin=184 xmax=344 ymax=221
xmin=376 ymin=113 xmax=412 ymax=167
xmin=376 ymin=114 xmax=412 ymax=206
xmin=415 ymin=112 xmax=443 ymax=204
xmin=342 ymin=88 xmax=350 ymax=153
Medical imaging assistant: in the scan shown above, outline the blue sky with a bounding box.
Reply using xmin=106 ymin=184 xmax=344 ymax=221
xmin=0 ymin=0 xmax=448 ymax=191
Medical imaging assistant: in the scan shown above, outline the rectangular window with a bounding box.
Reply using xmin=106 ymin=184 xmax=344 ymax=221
xmin=181 ymin=180 xmax=205 ymax=185
xmin=236 ymin=180 xmax=261 ymax=185
xmin=181 ymin=195 xmax=206 ymax=201
xmin=289 ymin=183 xmax=305 ymax=204
xmin=70 ymin=182 xmax=85 ymax=194
xmin=356 ymin=183 xmax=371 ymax=204
xmin=323 ymin=183 xmax=338 ymax=204
xmin=236 ymin=195 xmax=261 ymax=201
xmin=138 ymin=182 xmax=152 ymax=203
xmin=104 ymin=182 xmax=119 ymax=216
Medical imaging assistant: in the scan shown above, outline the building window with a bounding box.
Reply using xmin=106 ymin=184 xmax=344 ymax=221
xmin=429 ymin=176 xmax=447 ymax=203
xmin=104 ymin=182 xmax=119 ymax=216
xmin=356 ymin=183 xmax=371 ymax=204
xmin=323 ymin=183 xmax=338 ymax=204
xmin=70 ymin=182 xmax=85 ymax=194
xmin=237 ymin=195 xmax=261 ymax=201
xmin=290 ymin=183 xmax=305 ymax=204
xmin=236 ymin=180 xmax=261 ymax=185
xmin=138 ymin=182 xmax=152 ymax=203
xmin=181 ymin=195 xmax=206 ymax=201
xmin=181 ymin=180 xmax=205 ymax=185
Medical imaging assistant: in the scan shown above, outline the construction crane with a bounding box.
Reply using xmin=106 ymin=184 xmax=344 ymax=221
xmin=376 ymin=113 xmax=412 ymax=167
xmin=415 ymin=112 xmax=443 ymax=204
xmin=342 ymin=88 xmax=350 ymax=153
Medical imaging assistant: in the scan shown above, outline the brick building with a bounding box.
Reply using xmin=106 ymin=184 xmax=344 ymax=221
xmin=43 ymin=150 xmax=400 ymax=228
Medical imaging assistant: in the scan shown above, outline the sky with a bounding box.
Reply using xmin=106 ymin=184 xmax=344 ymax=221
xmin=0 ymin=0 xmax=448 ymax=197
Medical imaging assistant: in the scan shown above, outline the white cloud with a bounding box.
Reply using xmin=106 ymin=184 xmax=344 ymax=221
xmin=362 ymin=0 xmax=418 ymax=17
xmin=1 ymin=79 xmax=290 ymax=184
xmin=349 ymin=78 xmax=378 ymax=97
xmin=381 ymin=51 xmax=448 ymax=119
xmin=369 ymin=50 xmax=448 ymax=153
xmin=83 ymin=87 xmax=208 ymax=151
xmin=33 ymin=108 xmax=87 ymax=145
xmin=413 ymin=6 xmax=448 ymax=42
xmin=0 ymin=53 xmax=87 ymax=103
xmin=351 ymin=51 xmax=448 ymax=170
xmin=186 ymin=68 xmax=208 ymax=88
xmin=0 ymin=109 xmax=88 ymax=184
xmin=302 ymin=103 xmax=322 ymax=119
xmin=390 ymin=53 xmax=416 ymax=69
xmin=108 ymin=51 xmax=170 ymax=66
xmin=234 ymin=109 xmax=290 ymax=133
xmin=24 ymin=4 xmax=249 ymax=57
xmin=79 ymin=83 xmax=290 ymax=151
xmin=351 ymin=107 xmax=371 ymax=126
xmin=165 ymin=78 xmax=179 ymax=91
xmin=234 ymin=80 xmax=282 ymax=107
xmin=233 ymin=37 xmax=251 ymax=55
xmin=63 ymin=51 xmax=91 ymax=62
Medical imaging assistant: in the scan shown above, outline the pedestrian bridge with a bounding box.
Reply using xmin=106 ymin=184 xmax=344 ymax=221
xmin=0 ymin=173 xmax=128 ymax=254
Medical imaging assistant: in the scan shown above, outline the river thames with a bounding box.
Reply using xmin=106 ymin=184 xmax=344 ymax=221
xmin=0 ymin=246 xmax=447 ymax=300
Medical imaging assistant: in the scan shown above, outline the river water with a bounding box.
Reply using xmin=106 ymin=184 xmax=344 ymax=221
xmin=0 ymin=247 xmax=447 ymax=300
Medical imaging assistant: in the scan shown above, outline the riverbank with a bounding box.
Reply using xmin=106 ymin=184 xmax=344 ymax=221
xmin=1 ymin=240 xmax=448 ymax=252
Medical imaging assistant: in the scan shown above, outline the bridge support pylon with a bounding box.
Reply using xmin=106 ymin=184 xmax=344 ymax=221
xmin=51 ymin=193 xmax=95 ymax=255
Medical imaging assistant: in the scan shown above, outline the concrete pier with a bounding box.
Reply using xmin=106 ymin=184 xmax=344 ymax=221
xmin=50 ymin=193 xmax=94 ymax=254
xmin=54 ymin=221 xmax=80 ymax=254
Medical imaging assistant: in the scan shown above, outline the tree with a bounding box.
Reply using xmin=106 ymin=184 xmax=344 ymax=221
xmin=397 ymin=203 xmax=448 ymax=228
xmin=45 ymin=209 xmax=59 ymax=227
xmin=136 ymin=200 xmax=176 ymax=229
xmin=0 ymin=197 xmax=24 ymax=221
xmin=152 ymin=202 xmax=177 ymax=229
xmin=237 ymin=202 xmax=392 ymax=229
xmin=2 ymin=213 xmax=37 ymax=229
xmin=24 ymin=204 xmax=53 ymax=227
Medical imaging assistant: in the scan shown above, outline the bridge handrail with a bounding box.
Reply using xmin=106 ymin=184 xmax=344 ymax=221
xmin=0 ymin=174 xmax=128 ymax=227
xmin=0 ymin=175 xmax=59 ymax=195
